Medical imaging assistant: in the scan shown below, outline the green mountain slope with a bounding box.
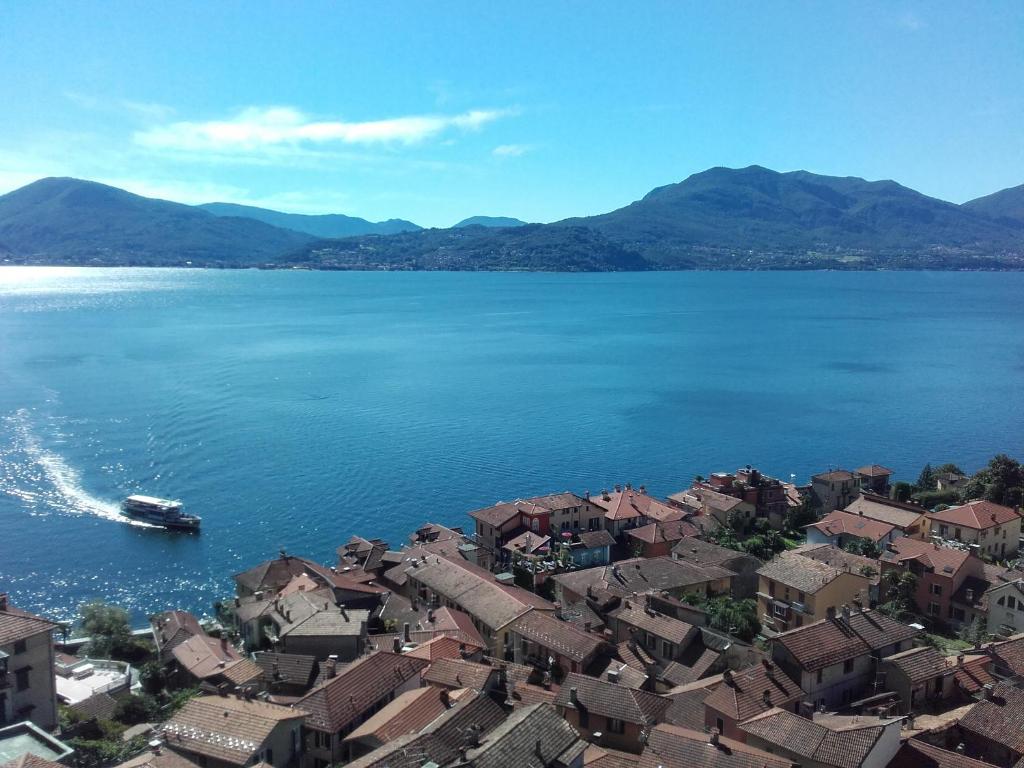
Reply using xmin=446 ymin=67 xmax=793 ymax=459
xmin=198 ymin=201 xmax=421 ymax=237
xmin=0 ymin=178 xmax=311 ymax=266
xmin=963 ymin=183 xmax=1024 ymax=227
xmin=453 ymin=216 xmax=528 ymax=228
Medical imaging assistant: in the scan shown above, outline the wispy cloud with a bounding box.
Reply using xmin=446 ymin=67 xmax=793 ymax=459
xmin=896 ymin=11 xmax=925 ymax=31
xmin=134 ymin=106 xmax=514 ymax=152
xmin=492 ymin=143 xmax=531 ymax=157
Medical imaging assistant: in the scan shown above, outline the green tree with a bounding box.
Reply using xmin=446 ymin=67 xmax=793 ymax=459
xmin=113 ymin=694 xmax=158 ymax=725
xmin=892 ymin=482 xmax=914 ymax=503
xmin=957 ymin=616 xmax=988 ymax=646
xmin=960 ymin=454 xmax=1024 ymax=507
xmin=935 ymin=463 xmax=964 ymax=476
xmin=843 ymin=538 xmax=881 ymax=559
xmin=916 ymin=463 xmax=936 ymax=492
xmin=690 ymin=596 xmax=761 ymax=643
xmin=878 ymin=570 xmax=918 ymax=620
xmin=139 ymin=661 xmax=166 ymax=696
xmin=80 ymin=601 xmax=132 ymax=658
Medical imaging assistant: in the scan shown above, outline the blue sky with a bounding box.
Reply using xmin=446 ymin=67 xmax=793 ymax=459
xmin=1 ymin=1 xmax=1022 ymax=227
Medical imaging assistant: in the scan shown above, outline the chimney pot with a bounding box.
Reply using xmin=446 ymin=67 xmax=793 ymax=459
xmin=569 ymin=686 xmax=578 ymax=705
xmin=710 ymin=729 xmax=720 ymax=746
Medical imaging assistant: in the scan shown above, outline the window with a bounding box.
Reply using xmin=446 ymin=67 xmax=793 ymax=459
xmin=843 ymin=659 xmax=854 ymax=674
xmin=930 ymin=584 xmax=942 ymax=596
xmin=798 ymin=592 xmax=805 ymax=603
xmin=1009 ymin=597 xmax=1017 ymax=610
xmin=955 ymin=528 xmax=962 ymax=540
xmin=14 ymin=668 xmax=29 ymax=692
xmin=646 ymin=634 xmax=656 ymax=650
xmin=816 ymin=669 xmax=823 ymax=684
xmin=12 ymin=640 xmax=26 ymax=655
xmin=939 ymin=525 xmax=948 ymax=537
xmin=773 ymin=603 xmax=788 ymax=618
xmin=768 ymin=580 xmax=775 ymax=597
xmin=607 ymin=718 xmax=625 ymax=734
xmin=662 ymin=641 xmax=672 ymax=658
xmin=716 ymin=717 xmax=725 ymax=734
xmin=928 ymin=602 xmax=941 ymax=616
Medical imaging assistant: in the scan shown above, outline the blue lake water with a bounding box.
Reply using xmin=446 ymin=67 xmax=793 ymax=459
xmin=1 ymin=267 xmax=1023 ymax=625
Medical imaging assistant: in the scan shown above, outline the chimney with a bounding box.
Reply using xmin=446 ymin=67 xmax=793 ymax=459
xmin=614 ymin=484 xmax=621 ymax=493
xmin=906 ymin=713 xmax=916 ymax=730
xmin=762 ymin=690 xmax=772 ymax=707
xmin=403 ymin=622 xmax=411 ymax=642
xmin=427 ymin=608 xmax=435 ymax=622
xmin=553 ymin=603 xmax=562 ymax=619
xmin=535 ymin=739 xmax=543 ymax=759
xmin=584 ymin=621 xmax=592 ymax=633
xmin=982 ymin=683 xmax=994 ymax=700
xmin=148 ymin=740 xmax=163 ymax=755
xmin=340 ymin=607 xmax=348 ymax=621
xmin=841 ymin=605 xmax=852 ymax=623
xmin=440 ymin=688 xmax=450 ymax=707
xmin=966 ymin=588 xmax=974 ymax=602
xmin=723 ymin=669 xmax=734 ymax=686
xmin=607 ymin=667 xmax=620 ymax=683
xmin=234 ymin=597 xmax=240 ymax=608
xmin=585 ymin=490 xmax=591 ymax=500
xmin=569 ymin=687 xmax=579 ymax=706
xmin=762 ymin=659 xmax=774 ymax=677
xmin=392 ymin=636 xmax=401 ymax=653
xmin=957 ymin=653 xmax=964 ymax=666
xmin=709 ymin=729 xmax=720 ymax=747
xmin=325 ymin=655 xmax=338 ymax=679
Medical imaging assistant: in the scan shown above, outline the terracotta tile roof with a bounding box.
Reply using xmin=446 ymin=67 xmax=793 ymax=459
xmin=160 ymin=695 xmax=304 ymax=766
xmin=807 ymin=510 xmax=896 ymax=543
xmin=220 ymin=657 xmax=263 ymax=687
xmin=233 ymin=555 xmax=333 ymax=595
xmin=508 ymin=611 xmax=604 ymax=663
xmin=889 ymin=739 xmax=998 ymax=768
xmin=114 ymin=750 xmax=202 ymax=768
xmin=578 ymin=529 xmax=616 ymax=548
xmin=990 ymin=635 xmax=1024 ymax=676
xmin=554 ymin=556 xmax=734 ymax=599
xmin=883 ymin=646 xmax=947 ymax=683
xmin=773 ymin=610 xmax=919 ymax=672
xmin=855 ymin=465 xmax=894 ymax=477
xmin=958 ymin=682 xmax=1024 ymax=753
xmin=461 ymin=702 xmax=583 ymax=768
xmin=502 ymin=530 xmax=551 ymax=556
xmin=757 ymin=551 xmax=848 ymax=594
xmin=738 ymin=708 xmax=895 ymax=768
xmin=584 ymin=744 xmax=641 ymax=768
xmin=609 ymin=600 xmax=696 ymax=645
xmin=639 ymin=723 xmax=794 ymax=768
xmin=671 ymin=538 xmax=762 ymax=569
xmin=561 ymin=600 xmax=606 ymax=633
xmin=151 ymin=610 xmax=204 ymax=651
xmin=417 ymin=691 xmax=507 ymax=761
xmin=592 ymin=489 xmax=682 ymax=522
xmin=927 ymin=500 xmax=1021 ymax=530
xmin=949 ymin=655 xmax=996 ymax=693
xmin=677 ymin=487 xmax=746 ymax=515
xmin=403 ymin=635 xmax=482 ymax=662
xmin=253 ymin=652 xmax=317 ymax=688
xmin=469 ymin=492 xmax=588 ymax=527
xmin=703 ymin=662 xmax=802 ymax=722
xmin=343 ymin=686 xmax=447 ymax=745
xmin=555 ymin=672 xmax=671 ymax=725
xmin=507 ymin=681 xmax=558 ymax=708
xmin=843 ymin=493 xmax=926 ymax=529
xmin=422 ymin=658 xmax=497 ymax=690
xmin=597 ymin=660 xmax=649 ymax=690
xmin=792 ymin=544 xmax=881 ymax=585
xmin=404 ymin=554 xmax=553 ymax=630
xmin=69 ymin=691 xmax=119 ymax=720
xmin=626 ymin=520 xmax=700 ymax=545
xmin=295 ymin=651 xmax=429 ymax=732
xmin=0 ymin=602 xmax=58 ymax=645
xmin=1 ymin=756 xmax=69 ymax=768
xmin=660 ymin=649 xmax=718 ymax=686
xmin=279 ymin=607 xmax=369 ymax=638
xmin=813 ymin=469 xmax=857 ymax=482
xmin=171 ymin=634 xmax=244 ymax=679
xmin=879 ymin=538 xmax=972 ymax=576
xmin=662 ymin=676 xmax=723 ymax=730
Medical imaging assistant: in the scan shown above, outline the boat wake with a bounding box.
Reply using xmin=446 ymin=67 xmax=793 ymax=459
xmin=2 ymin=409 xmax=158 ymax=528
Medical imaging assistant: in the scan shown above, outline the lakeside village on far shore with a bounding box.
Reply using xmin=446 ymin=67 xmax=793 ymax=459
xmin=5 ymin=456 xmax=1024 ymax=768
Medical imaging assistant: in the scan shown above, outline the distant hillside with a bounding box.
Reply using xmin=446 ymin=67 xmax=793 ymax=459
xmin=453 ymin=216 xmax=528 ymax=228
xmin=281 ymin=224 xmax=648 ymax=271
xmin=963 ymin=184 xmax=1024 ymax=227
xmin=559 ymin=165 xmax=1023 ymax=268
xmin=199 ymin=202 xmax=421 ymax=238
xmin=3 ymin=168 xmax=1023 ymax=271
xmin=0 ymin=178 xmax=311 ymax=266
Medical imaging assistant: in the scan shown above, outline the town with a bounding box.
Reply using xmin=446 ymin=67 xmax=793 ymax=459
xmin=3 ymin=456 xmax=1024 ymax=768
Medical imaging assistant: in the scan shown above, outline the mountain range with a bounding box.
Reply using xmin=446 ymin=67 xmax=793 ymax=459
xmin=1 ymin=166 xmax=1022 ymax=270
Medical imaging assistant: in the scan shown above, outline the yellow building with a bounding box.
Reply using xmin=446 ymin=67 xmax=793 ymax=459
xmin=757 ymin=551 xmax=871 ymax=633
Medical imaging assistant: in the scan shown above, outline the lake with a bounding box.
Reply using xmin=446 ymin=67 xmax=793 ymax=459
xmin=1 ymin=267 xmax=1023 ymax=624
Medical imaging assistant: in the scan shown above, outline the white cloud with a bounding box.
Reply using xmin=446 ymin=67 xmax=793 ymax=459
xmin=492 ymin=143 xmax=530 ymax=157
xmin=134 ymin=106 xmax=513 ymax=152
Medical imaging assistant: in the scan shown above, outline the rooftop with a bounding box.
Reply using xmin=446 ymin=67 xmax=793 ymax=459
xmin=160 ymin=695 xmax=304 ymax=766
xmin=957 ymin=681 xmax=1024 ymax=753
xmin=0 ymin=598 xmax=58 ymax=646
xmin=843 ymin=493 xmax=925 ymax=529
xmin=879 ymin=538 xmax=973 ymax=576
xmin=508 ymin=611 xmax=604 ymax=663
xmin=807 ymin=509 xmax=896 ymax=543
xmin=554 ymin=556 xmax=734 ymax=599
xmin=555 ymin=672 xmax=671 ymax=725
xmin=638 ymin=723 xmax=793 ymax=768
xmin=757 ymin=550 xmax=852 ymax=595
xmin=702 ymin=661 xmax=802 ymax=722
xmin=773 ymin=609 xmax=919 ymax=671
xmin=343 ymin=686 xmax=448 ymax=745
xmin=927 ymin=500 xmax=1021 ymax=529
xmin=855 ymin=465 xmax=894 ymax=477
